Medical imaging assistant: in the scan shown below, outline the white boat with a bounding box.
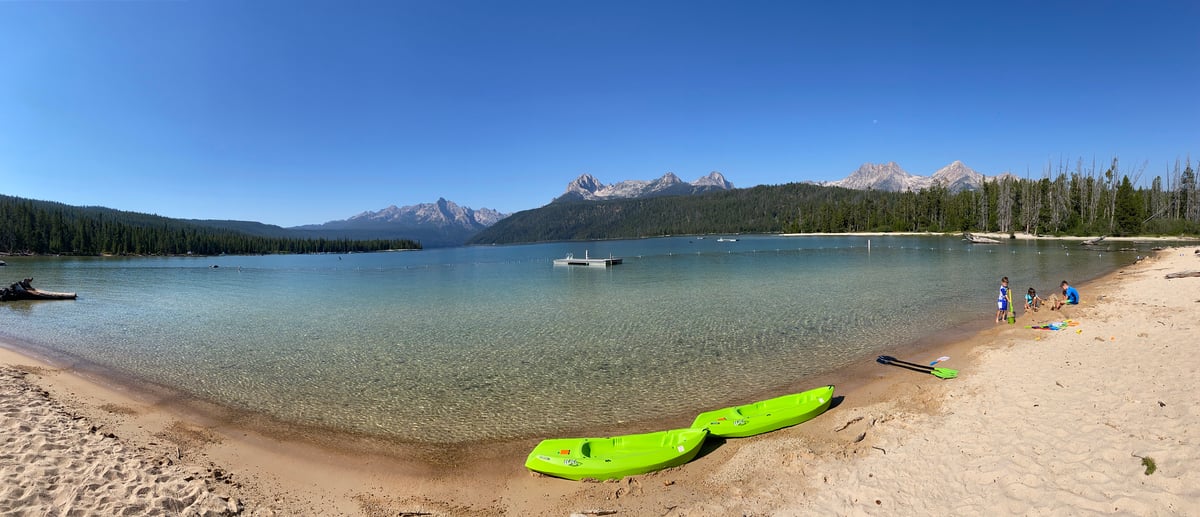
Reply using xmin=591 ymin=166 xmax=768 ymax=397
xmin=717 ymin=238 xmax=738 ymax=242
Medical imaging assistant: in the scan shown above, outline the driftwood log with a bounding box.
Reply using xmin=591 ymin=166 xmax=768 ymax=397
xmin=1 ymin=278 xmax=78 ymax=301
xmin=1165 ymin=271 xmax=1200 ymax=279
xmin=1081 ymin=236 xmax=1107 ymax=246
xmin=962 ymin=232 xmax=1000 ymax=244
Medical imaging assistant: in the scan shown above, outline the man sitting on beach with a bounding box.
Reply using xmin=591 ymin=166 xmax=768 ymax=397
xmin=1050 ymin=280 xmax=1079 ymax=310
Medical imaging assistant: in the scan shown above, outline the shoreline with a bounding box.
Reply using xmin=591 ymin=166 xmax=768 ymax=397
xmin=3 ymin=246 xmax=1199 ymax=514
xmin=780 ymin=231 xmax=1199 ymax=242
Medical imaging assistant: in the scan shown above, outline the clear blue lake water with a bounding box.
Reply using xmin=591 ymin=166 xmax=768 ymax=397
xmin=0 ymin=235 xmax=1138 ymax=443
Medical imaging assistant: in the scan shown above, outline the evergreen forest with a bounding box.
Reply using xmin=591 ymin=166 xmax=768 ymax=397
xmin=471 ymin=158 xmax=1200 ymax=244
xmin=0 ymin=195 xmax=420 ymax=256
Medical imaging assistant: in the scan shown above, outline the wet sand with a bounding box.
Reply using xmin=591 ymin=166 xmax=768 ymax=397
xmin=2 ymin=246 xmax=1198 ymax=515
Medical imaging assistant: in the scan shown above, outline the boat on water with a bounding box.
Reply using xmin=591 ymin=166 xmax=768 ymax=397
xmin=525 ymin=427 xmax=708 ymax=481
xmin=552 ymin=250 xmax=622 ymax=267
xmin=691 ymin=385 xmax=834 ymax=438
xmin=716 ymin=237 xmax=738 ymax=242
xmin=1 ymin=278 xmax=77 ymax=301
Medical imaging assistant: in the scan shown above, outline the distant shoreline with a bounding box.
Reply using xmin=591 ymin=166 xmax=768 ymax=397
xmin=780 ymin=231 xmax=1199 ymax=242
xmin=0 ymin=249 xmax=420 ymax=259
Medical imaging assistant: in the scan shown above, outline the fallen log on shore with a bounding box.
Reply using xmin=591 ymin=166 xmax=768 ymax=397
xmin=1165 ymin=271 xmax=1200 ymax=279
xmin=962 ymin=232 xmax=1000 ymax=244
xmin=1 ymin=278 xmax=77 ymax=301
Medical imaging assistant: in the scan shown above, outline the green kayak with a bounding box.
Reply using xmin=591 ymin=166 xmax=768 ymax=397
xmin=691 ymin=385 xmax=835 ymax=438
xmin=525 ymin=427 xmax=709 ymax=481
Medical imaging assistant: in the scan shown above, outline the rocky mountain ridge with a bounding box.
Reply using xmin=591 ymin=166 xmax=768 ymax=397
xmin=554 ymin=171 xmax=734 ymax=202
xmin=342 ymin=198 xmax=507 ymax=228
xmin=293 ymin=198 xmax=508 ymax=247
xmin=826 ymin=160 xmax=1000 ymax=192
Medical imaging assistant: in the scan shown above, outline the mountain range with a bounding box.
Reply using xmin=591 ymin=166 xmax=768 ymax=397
xmin=293 ymin=198 xmax=509 ymax=248
xmin=825 ymin=160 xmax=1002 ymax=192
xmin=554 ymin=172 xmax=734 ymax=202
xmin=75 ymin=162 xmax=1014 ymax=248
xmin=288 ymin=172 xmax=734 ymax=246
xmin=282 ymin=164 xmax=1005 ymax=246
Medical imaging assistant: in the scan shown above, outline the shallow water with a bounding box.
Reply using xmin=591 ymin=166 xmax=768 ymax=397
xmin=0 ymin=235 xmax=1138 ymax=442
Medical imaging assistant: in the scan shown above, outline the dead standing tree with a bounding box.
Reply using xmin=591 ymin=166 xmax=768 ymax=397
xmin=1185 ymin=158 xmax=1199 ymax=224
xmin=1020 ymin=167 xmax=1044 ymax=235
xmin=997 ymin=176 xmax=1015 ymax=234
xmin=976 ymin=187 xmax=990 ymax=231
xmin=1047 ymin=160 xmax=1071 ymax=233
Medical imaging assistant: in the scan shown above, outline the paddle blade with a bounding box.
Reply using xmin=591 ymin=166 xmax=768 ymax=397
xmin=877 ymin=355 xmax=897 ymax=364
xmin=932 ymin=368 xmax=958 ymax=379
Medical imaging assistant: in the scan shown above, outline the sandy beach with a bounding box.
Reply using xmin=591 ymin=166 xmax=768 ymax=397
xmin=2 ymin=245 xmax=1198 ymax=515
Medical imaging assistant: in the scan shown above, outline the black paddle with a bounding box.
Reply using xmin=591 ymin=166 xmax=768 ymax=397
xmin=877 ymin=355 xmax=958 ymax=379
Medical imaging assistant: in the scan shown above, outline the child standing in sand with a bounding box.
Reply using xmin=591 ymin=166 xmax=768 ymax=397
xmin=1025 ymin=287 xmax=1043 ymax=312
xmin=996 ymin=277 xmax=1010 ymax=323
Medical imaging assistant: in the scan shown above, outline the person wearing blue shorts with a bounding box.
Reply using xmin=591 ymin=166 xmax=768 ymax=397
xmin=996 ymin=276 xmax=1010 ymax=323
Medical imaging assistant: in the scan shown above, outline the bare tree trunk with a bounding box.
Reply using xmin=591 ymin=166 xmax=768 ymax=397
xmin=1048 ymin=162 xmax=1069 ymax=233
xmin=998 ymin=178 xmax=1015 ymax=233
xmin=977 ymin=188 xmax=989 ymax=231
xmin=1171 ymin=159 xmax=1181 ymax=221
xmin=1020 ymin=173 xmax=1042 ymax=234
xmin=1105 ymin=157 xmax=1120 ymax=234
xmin=1087 ymin=158 xmax=1102 ymax=230
xmin=1188 ymin=156 xmax=1199 ymax=224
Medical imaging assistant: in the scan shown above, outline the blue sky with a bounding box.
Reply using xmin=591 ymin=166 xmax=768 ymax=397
xmin=2 ymin=1 xmax=1197 ymax=227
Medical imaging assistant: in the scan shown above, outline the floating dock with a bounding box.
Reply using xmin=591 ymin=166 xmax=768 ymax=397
xmin=553 ymin=251 xmax=623 ymax=267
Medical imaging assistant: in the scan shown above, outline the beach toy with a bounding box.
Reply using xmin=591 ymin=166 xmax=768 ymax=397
xmin=1007 ymin=291 xmax=1015 ymax=324
xmin=877 ymin=355 xmax=957 ymax=379
xmin=1026 ymin=320 xmax=1080 ymax=331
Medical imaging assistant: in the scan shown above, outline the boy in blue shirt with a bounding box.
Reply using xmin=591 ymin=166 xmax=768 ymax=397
xmin=1051 ymin=280 xmax=1080 ymax=310
xmin=996 ymin=276 xmax=1010 ymax=323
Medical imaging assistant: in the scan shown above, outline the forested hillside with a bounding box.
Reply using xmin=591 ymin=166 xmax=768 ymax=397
xmin=0 ymin=195 xmax=420 ymax=255
xmin=470 ymin=158 xmax=1199 ymax=244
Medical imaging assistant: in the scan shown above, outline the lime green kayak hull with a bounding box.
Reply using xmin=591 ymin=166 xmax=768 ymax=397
xmin=691 ymin=385 xmax=834 ymax=438
xmin=525 ymin=427 xmax=708 ymax=481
